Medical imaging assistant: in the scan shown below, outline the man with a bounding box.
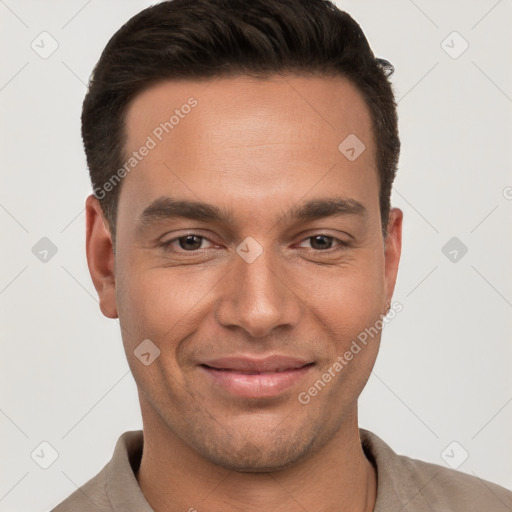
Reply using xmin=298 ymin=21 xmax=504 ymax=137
xmin=52 ymin=0 xmax=512 ymax=510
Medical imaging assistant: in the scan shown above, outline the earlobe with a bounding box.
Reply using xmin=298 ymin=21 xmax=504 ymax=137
xmin=383 ymin=207 xmax=403 ymax=306
xmin=85 ymin=194 xmax=118 ymax=319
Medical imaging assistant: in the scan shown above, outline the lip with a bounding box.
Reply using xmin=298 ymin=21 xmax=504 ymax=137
xmin=199 ymin=355 xmax=314 ymax=398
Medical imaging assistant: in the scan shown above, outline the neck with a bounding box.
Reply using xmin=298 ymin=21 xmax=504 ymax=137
xmin=135 ymin=399 xmax=377 ymax=512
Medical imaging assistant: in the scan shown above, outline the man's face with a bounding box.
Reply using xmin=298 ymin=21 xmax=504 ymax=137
xmin=88 ymin=74 xmax=402 ymax=471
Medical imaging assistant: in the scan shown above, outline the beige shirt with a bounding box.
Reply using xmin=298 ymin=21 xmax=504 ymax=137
xmin=51 ymin=429 xmax=512 ymax=511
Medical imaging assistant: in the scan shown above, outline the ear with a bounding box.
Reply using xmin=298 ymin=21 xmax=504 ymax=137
xmin=383 ymin=207 xmax=403 ymax=306
xmin=85 ymin=194 xmax=118 ymax=319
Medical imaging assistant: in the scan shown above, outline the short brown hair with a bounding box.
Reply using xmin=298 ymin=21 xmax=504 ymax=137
xmin=82 ymin=0 xmax=400 ymax=246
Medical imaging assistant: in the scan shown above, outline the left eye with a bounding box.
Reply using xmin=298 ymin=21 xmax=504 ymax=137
xmin=297 ymin=235 xmax=345 ymax=251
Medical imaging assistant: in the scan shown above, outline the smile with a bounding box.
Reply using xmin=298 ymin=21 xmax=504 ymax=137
xmin=199 ymin=362 xmax=314 ymax=399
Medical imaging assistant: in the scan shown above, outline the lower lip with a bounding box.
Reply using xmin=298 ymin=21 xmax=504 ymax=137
xmin=199 ymin=364 xmax=313 ymax=399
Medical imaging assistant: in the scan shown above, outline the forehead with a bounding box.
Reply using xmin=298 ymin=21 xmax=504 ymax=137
xmin=118 ymin=74 xmax=378 ymax=227
xmin=124 ymin=73 xmax=373 ymax=153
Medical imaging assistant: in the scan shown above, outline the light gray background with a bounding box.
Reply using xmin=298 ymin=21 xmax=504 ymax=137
xmin=1 ymin=1 xmax=511 ymax=511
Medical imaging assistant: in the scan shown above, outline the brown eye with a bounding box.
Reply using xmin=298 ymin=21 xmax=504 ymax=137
xmin=177 ymin=235 xmax=204 ymax=250
xmin=309 ymin=235 xmax=334 ymax=250
xmin=296 ymin=234 xmax=350 ymax=253
xmin=160 ymin=234 xmax=214 ymax=252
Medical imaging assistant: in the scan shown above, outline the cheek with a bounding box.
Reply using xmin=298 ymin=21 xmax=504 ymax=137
xmin=295 ymin=248 xmax=386 ymax=335
xmin=115 ymin=261 xmax=222 ymax=345
xmin=114 ymin=266 xmax=204 ymax=393
xmin=303 ymin=264 xmax=385 ymax=402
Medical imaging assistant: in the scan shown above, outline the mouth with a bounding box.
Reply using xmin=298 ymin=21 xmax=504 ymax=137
xmin=198 ymin=356 xmax=314 ymax=399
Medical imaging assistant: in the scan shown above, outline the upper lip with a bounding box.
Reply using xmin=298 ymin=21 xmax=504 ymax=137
xmin=200 ymin=355 xmax=313 ymax=373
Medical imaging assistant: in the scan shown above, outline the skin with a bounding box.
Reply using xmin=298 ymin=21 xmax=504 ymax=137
xmin=86 ymin=74 xmax=402 ymax=512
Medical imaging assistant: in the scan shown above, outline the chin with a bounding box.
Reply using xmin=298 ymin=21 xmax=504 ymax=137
xmin=185 ymin=417 xmax=326 ymax=473
xmin=204 ymin=438 xmax=314 ymax=473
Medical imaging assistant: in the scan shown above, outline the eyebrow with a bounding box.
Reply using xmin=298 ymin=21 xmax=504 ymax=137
xmin=136 ymin=195 xmax=367 ymax=233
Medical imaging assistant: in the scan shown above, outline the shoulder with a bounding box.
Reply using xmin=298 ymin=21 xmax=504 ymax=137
xmin=360 ymin=428 xmax=512 ymax=512
xmin=50 ymin=464 xmax=112 ymax=511
xmin=400 ymin=452 xmax=512 ymax=511
xmin=49 ymin=430 xmax=146 ymax=512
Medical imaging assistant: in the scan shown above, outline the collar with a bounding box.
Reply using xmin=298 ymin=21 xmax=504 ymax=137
xmin=105 ymin=429 xmax=433 ymax=511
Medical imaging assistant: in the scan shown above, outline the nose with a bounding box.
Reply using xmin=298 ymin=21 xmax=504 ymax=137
xmin=214 ymin=243 xmax=302 ymax=338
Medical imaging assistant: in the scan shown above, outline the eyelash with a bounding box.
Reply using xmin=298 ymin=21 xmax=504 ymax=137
xmin=159 ymin=233 xmax=350 ymax=254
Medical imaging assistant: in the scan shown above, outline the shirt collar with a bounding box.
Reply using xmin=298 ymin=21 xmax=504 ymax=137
xmin=360 ymin=428 xmax=434 ymax=511
xmin=105 ymin=430 xmax=154 ymax=512
xmin=106 ymin=429 xmax=433 ymax=511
